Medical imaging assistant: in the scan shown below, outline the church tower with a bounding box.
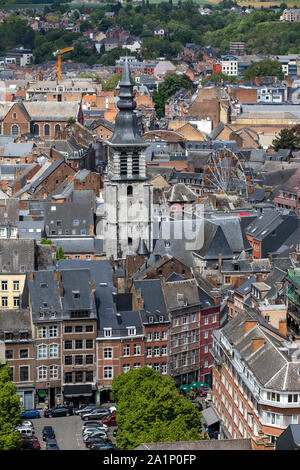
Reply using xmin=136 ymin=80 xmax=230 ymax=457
xmin=102 ymin=60 xmax=153 ymax=260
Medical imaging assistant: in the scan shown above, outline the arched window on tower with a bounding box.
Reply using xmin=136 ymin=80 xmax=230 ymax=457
xmin=127 ymin=185 xmax=133 ymax=197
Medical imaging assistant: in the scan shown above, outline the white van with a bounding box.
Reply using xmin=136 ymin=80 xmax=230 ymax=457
xmin=16 ymin=426 xmax=35 ymax=437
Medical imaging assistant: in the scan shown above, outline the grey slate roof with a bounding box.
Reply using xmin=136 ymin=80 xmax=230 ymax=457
xmin=219 ymin=309 xmax=300 ymax=392
xmin=44 ymin=201 xmax=94 ymax=238
xmin=18 ymin=220 xmax=45 ymax=240
xmin=53 ymin=238 xmax=103 ymax=254
xmin=235 ymin=276 xmax=256 ymax=296
xmin=196 ymin=221 xmax=234 ymax=260
xmin=0 ymin=239 xmax=36 ymax=273
xmin=28 ymin=268 xmax=97 ymax=322
xmin=0 ymin=309 xmax=31 ymax=337
xmin=163 ymin=279 xmax=200 ymax=310
xmin=133 ymin=279 xmax=168 ymax=323
xmin=0 ymin=198 xmax=19 ymax=225
xmin=2 ymin=142 xmax=34 ymax=157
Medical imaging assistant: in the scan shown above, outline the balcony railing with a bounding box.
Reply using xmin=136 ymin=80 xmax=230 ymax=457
xmin=288 ymin=269 xmax=300 ymax=288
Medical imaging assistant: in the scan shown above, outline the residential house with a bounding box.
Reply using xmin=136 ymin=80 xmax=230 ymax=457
xmin=132 ymin=279 xmax=170 ymax=376
xmin=0 ymin=198 xmax=19 ymax=238
xmin=245 ymin=209 xmax=299 ymax=259
xmin=28 ymin=268 xmax=98 ymax=407
xmin=162 ymin=278 xmax=220 ymax=386
xmin=274 ymin=168 xmax=300 ymax=217
xmin=0 ymin=308 xmax=35 ymax=409
xmin=13 ymin=159 xmax=75 ymax=200
xmin=153 ymin=26 xmax=165 ymax=38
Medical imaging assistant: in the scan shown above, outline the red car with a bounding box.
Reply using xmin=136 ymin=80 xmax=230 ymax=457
xmin=22 ymin=438 xmax=40 ymax=450
xmin=102 ymin=414 xmax=117 ymax=426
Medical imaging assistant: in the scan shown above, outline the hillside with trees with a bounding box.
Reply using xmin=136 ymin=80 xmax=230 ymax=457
xmin=0 ymin=1 xmax=299 ymax=65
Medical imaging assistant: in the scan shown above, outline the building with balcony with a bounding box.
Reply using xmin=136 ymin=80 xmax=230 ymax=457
xmin=211 ymin=309 xmax=300 ymax=444
xmin=274 ymin=168 xmax=300 ymax=217
xmin=286 ymin=268 xmax=300 ymax=340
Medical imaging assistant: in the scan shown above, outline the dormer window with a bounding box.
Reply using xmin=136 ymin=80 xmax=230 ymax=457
xmin=104 ymin=328 xmax=112 ymax=337
xmin=72 ymin=291 xmax=80 ymax=299
xmin=149 ymin=316 xmax=154 ymax=323
xmin=127 ymin=327 xmax=136 ymax=336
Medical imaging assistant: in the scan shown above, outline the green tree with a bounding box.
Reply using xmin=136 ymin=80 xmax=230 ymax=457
xmin=40 ymin=238 xmax=53 ymax=245
xmin=0 ymin=363 xmax=22 ymax=450
xmin=102 ymin=72 xmax=122 ymax=91
xmin=243 ymin=58 xmax=284 ymax=81
xmin=153 ymin=72 xmax=193 ymax=119
xmin=111 ymin=367 xmax=202 ymax=450
xmin=56 ymin=246 xmax=66 ymax=260
xmin=67 ymin=117 xmax=76 ymax=126
xmin=272 ymin=128 xmax=300 ymax=151
xmin=202 ymin=71 xmax=236 ymax=86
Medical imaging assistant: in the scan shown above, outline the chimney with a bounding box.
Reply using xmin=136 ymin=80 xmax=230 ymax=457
xmin=29 ymin=271 xmax=34 ymax=281
xmin=252 ymin=338 xmax=265 ymax=353
xmin=244 ymin=320 xmax=257 ymax=334
xmin=278 ymin=319 xmax=287 ymax=337
xmin=135 ymin=289 xmax=144 ymax=309
xmin=218 ymin=253 xmax=222 ymax=275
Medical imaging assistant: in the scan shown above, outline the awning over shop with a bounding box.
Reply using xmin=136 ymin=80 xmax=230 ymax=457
xmin=201 ymin=406 xmax=220 ymax=427
xmin=63 ymin=384 xmax=93 ymax=397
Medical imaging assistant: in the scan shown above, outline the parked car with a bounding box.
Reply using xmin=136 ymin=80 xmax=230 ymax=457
xmin=42 ymin=426 xmax=55 ymax=441
xmin=102 ymin=414 xmax=117 ymax=426
xmin=82 ymin=421 xmax=108 ymax=432
xmin=82 ymin=426 xmax=108 ymax=437
xmin=46 ymin=438 xmax=59 ymax=450
xmin=109 ymin=406 xmax=116 ymax=414
xmin=20 ymin=420 xmax=34 ymax=429
xmin=75 ymin=405 xmax=97 ymax=416
xmin=20 ymin=409 xmax=40 ymax=419
xmin=89 ymin=443 xmax=118 ymax=450
xmin=81 ymin=408 xmax=110 ymax=421
xmin=83 ymin=430 xmax=108 ymax=445
xmin=44 ymin=406 xmax=73 ymax=418
xmin=17 ymin=426 xmax=35 ymax=438
xmin=85 ymin=436 xmax=111 ymax=448
xmin=21 ymin=438 xmax=40 ymax=450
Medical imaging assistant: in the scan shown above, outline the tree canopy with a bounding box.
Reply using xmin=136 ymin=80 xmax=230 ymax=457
xmin=243 ymin=58 xmax=284 ymax=81
xmin=111 ymin=366 xmax=203 ymax=450
xmin=0 ymin=363 xmax=22 ymax=450
xmin=272 ymin=127 xmax=300 ymax=152
xmin=153 ymin=72 xmax=194 ymax=119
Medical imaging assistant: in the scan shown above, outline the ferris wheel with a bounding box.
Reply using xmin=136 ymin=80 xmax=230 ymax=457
xmin=203 ymin=147 xmax=253 ymax=198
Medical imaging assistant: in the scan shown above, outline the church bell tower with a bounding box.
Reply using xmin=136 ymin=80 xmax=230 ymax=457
xmin=102 ymin=60 xmax=153 ymax=259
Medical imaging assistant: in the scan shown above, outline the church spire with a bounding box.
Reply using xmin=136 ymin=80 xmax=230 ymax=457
xmin=109 ymin=59 xmax=146 ymax=146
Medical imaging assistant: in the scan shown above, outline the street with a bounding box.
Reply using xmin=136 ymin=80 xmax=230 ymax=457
xmin=31 ymin=412 xmax=116 ymax=450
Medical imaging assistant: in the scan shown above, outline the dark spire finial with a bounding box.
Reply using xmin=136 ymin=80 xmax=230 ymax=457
xmin=109 ymin=58 xmax=146 ymax=146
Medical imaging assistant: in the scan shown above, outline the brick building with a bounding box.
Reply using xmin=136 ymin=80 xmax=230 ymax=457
xmin=0 ymin=101 xmax=82 ymax=139
xmin=211 ymin=309 xmax=300 ymax=445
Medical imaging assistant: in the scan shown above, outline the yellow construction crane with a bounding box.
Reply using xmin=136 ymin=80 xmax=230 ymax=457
xmin=53 ymin=46 xmax=74 ymax=82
